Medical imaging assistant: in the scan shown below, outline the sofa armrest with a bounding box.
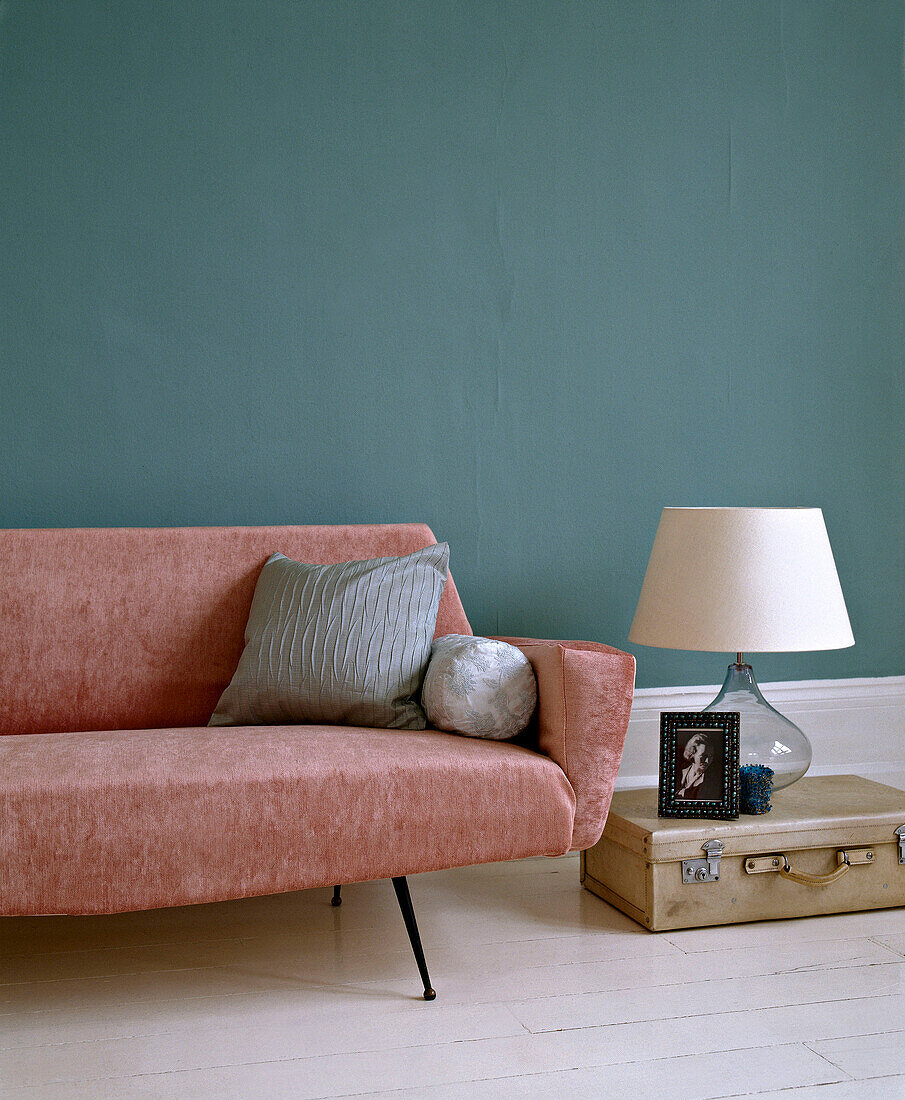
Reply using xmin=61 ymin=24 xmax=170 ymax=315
xmin=493 ymin=637 xmax=636 ymax=851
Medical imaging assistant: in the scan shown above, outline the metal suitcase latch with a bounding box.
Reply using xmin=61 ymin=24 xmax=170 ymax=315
xmin=896 ymin=825 xmax=905 ymax=865
xmin=682 ymin=840 xmax=724 ymax=884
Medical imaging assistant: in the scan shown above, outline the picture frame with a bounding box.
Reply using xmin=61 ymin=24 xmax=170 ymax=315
xmin=658 ymin=711 xmax=740 ymax=820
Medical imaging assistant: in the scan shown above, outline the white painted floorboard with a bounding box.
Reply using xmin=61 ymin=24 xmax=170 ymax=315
xmin=2 ymin=768 xmax=905 ymax=1099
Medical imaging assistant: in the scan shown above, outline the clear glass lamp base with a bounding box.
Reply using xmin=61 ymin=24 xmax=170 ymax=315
xmin=702 ymin=662 xmax=811 ymax=791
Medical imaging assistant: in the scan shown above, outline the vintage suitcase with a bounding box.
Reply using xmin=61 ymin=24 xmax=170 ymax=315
xmin=581 ymin=774 xmax=905 ymax=931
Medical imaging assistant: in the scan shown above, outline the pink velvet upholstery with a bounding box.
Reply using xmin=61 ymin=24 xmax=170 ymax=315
xmin=0 ymin=524 xmax=636 ymax=917
xmin=0 ymin=725 xmax=575 ymax=916
xmin=495 ymin=638 xmax=636 ymax=851
xmin=0 ymin=524 xmax=470 ymax=737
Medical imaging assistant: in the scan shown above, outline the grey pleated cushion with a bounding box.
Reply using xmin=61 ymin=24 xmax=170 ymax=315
xmin=209 ymin=543 xmax=450 ymax=729
xmin=421 ymin=634 xmax=537 ymax=740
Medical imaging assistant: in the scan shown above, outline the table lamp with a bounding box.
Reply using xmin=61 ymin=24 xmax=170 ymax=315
xmin=628 ymin=508 xmax=854 ymax=790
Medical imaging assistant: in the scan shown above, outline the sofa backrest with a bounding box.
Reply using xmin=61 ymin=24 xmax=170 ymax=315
xmin=0 ymin=524 xmax=471 ymax=736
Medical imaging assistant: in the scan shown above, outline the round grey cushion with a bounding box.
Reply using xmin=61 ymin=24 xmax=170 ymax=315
xmin=421 ymin=635 xmax=537 ymax=740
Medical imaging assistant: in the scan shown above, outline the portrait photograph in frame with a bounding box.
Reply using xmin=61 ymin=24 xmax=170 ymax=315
xmin=658 ymin=711 xmax=740 ymax=820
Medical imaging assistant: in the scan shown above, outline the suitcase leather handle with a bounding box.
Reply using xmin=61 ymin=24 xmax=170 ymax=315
xmin=745 ymin=847 xmax=874 ymax=886
xmin=778 ymin=854 xmax=850 ymax=887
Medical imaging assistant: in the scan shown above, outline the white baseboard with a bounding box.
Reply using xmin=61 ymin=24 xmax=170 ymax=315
xmin=615 ymin=674 xmax=905 ymax=790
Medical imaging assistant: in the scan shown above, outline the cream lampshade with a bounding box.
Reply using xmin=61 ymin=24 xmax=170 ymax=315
xmin=629 ymin=508 xmax=854 ymax=790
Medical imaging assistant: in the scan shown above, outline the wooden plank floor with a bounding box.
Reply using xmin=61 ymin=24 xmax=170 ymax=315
xmin=3 ymin=769 xmax=905 ymax=1099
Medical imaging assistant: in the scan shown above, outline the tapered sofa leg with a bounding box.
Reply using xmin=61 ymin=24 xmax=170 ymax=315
xmin=392 ymin=876 xmax=436 ymax=1000
xmin=331 ymin=884 xmax=342 ymax=907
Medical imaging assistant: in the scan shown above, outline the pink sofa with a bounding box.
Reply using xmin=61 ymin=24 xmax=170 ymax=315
xmin=0 ymin=523 xmax=635 ymax=997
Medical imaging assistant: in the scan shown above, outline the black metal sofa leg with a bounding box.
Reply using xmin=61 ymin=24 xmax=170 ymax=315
xmin=331 ymin=884 xmax=342 ymax=907
xmin=392 ymin=876 xmax=437 ymax=1000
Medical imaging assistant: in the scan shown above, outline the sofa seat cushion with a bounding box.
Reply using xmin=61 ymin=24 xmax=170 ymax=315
xmin=0 ymin=726 xmax=576 ymax=916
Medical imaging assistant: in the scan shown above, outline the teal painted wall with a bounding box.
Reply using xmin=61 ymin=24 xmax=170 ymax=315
xmin=2 ymin=1 xmax=903 ymax=688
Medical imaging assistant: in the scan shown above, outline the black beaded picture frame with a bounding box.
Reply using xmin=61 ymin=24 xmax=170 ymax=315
xmin=658 ymin=711 xmax=740 ymax=820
